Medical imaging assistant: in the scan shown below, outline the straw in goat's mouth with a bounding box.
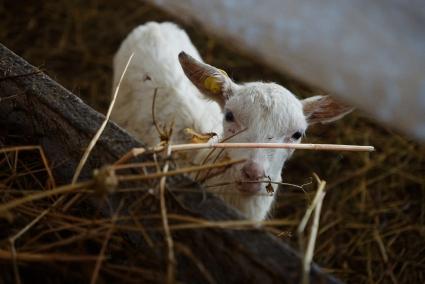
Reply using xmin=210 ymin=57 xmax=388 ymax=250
xmin=115 ymin=142 xmax=375 ymax=165
xmin=149 ymin=142 xmax=374 ymax=153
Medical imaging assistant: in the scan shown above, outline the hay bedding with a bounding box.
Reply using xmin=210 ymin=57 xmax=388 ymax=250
xmin=0 ymin=0 xmax=424 ymax=283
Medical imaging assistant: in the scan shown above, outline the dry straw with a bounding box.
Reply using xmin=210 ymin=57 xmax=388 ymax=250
xmin=115 ymin=142 xmax=374 ymax=166
xmin=0 ymin=58 xmax=375 ymax=283
xmin=3 ymin=4 xmax=424 ymax=282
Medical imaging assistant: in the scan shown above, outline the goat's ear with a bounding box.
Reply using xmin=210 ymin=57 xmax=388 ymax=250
xmin=302 ymin=95 xmax=354 ymax=125
xmin=179 ymin=51 xmax=234 ymax=107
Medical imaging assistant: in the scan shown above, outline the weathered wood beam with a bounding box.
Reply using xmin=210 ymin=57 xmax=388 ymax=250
xmin=146 ymin=0 xmax=425 ymax=141
xmin=0 ymin=44 xmax=339 ymax=283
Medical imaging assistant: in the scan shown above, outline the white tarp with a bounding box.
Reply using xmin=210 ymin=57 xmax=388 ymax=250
xmin=146 ymin=0 xmax=425 ymax=141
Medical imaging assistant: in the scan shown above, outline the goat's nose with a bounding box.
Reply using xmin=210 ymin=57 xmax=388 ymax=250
xmin=241 ymin=161 xmax=265 ymax=180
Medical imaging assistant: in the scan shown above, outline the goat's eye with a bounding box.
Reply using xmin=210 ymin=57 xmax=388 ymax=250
xmin=291 ymin=131 xmax=302 ymax=140
xmin=225 ymin=111 xmax=234 ymax=122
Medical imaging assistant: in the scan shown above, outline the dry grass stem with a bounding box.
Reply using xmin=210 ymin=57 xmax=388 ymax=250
xmin=62 ymin=53 xmax=134 ymax=212
xmin=0 ymin=146 xmax=56 ymax=284
xmin=0 ymin=250 xmax=105 ymax=262
xmin=167 ymin=218 xmax=298 ymax=230
xmin=302 ymin=191 xmax=325 ymax=284
xmin=298 ymin=175 xmax=327 ymax=284
xmin=0 ymin=181 xmax=93 ymax=215
xmin=159 ymin=144 xmax=176 ymax=284
xmin=194 ymin=127 xmax=248 ymax=181
xmin=0 ymin=145 xmax=55 ymax=189
xmin=116 ymin=158 xmax=245 ymax=182
xmin=113 ymin=148 xmax=147 ymax=166
xmin=297 ymin=175 xmax=327 ymax=235
xmin=205 ymin=180 xmax=309 ymax=191
xmin=71 ymin=52 xmax=134 ymax=184
xmin=152 ymin=88 xmax=161 ymax=136
xmin=90 ymin=200 xmax=124 ymax=284
xmin=116 ymin=142 xmax=374 ymax=165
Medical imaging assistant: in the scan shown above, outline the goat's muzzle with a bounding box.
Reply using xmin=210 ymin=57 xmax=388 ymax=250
xmin=238 ymin=161 xmax=265 ymax=194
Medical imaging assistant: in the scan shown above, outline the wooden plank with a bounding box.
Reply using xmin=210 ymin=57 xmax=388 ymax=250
xmin=0 ymin=43 xmax=340 ymax=283
xmin=146 ymin=0 xmax=425 ymax=141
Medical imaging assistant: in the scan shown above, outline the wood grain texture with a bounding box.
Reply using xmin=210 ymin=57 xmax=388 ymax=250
xmin=146 ymin=0 xmax=425 ymax=142
xmin=0 ymin=43 xmax=339 ymax=283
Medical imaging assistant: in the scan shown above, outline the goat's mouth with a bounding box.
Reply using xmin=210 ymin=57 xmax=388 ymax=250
xmin=237 ymin=181 xmax=262 ymax=194
xmin=238 ymin=181 xmax=262 ymax=195
xmin=236 ymin=171 xmax=264 ymax=194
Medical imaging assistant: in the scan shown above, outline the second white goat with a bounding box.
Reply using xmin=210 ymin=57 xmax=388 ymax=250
xmin=112 ymin=22 xmax=352 ymax=221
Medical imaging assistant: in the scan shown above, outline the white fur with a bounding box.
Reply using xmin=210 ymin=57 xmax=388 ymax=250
xmin=112 ymin=22 xmax=308 ymax=221
xmin=112 ymin=22 xmax=223 ymax=146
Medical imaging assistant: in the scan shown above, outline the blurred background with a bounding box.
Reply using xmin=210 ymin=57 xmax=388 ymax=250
xmin=1 ymin=1 xmax=424 ymax=283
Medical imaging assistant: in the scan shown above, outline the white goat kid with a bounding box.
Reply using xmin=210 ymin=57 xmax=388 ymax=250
xmin=112 ymin=22 xmax=352 ymax=221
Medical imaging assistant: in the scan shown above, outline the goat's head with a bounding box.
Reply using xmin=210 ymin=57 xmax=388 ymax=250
xmin=179 ymin=52 xmax=352 ymax=219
